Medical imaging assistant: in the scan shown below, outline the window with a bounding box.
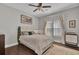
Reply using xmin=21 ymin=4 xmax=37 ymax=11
xmin=53 ymin=19 xmax=62 ymax=36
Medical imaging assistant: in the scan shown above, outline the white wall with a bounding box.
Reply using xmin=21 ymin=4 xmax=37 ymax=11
xmin=38 ymin=6 xmax=79 ymax=47
xmin=0 ymin=4 xmax=39 ymax=48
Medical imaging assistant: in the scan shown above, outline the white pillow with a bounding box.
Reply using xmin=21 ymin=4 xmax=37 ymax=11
xmin=21 ymin=31 xmax=34 ymax=35
xmin=34 ymin=30 xmax=43 ymax=34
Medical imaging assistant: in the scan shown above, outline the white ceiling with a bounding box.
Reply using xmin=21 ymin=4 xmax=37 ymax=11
xmin=4 ymin=3 xmax=79 ymax=17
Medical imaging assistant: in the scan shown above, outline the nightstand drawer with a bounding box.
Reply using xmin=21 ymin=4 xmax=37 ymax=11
xmin=66 ymin=35 xmax=77 ymax=43
xmin=65 ymin=32 xmax=78 ymax=47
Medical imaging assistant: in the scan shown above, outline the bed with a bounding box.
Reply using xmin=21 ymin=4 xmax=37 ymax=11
xmin=17 ymin=26 xmax=53 ymax=55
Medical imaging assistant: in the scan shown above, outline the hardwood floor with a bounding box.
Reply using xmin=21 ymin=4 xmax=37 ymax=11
xmin=5 ymin=43 xmax=79 ymax=55
xmin=53 ymin=42 xmax=79 ymax=51
xmin=5 ymin=44 xmax=37 ymax=55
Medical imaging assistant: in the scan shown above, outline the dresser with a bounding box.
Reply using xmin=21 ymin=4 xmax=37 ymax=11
xmin=65 ymin=32 xmax=78 ymax=47
xmin=0 ymin=34 xmax=5 ymax=55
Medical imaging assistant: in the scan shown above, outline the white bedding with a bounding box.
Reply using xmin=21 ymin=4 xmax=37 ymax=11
xmin=19 ymin=34 xmax=53 ymax=55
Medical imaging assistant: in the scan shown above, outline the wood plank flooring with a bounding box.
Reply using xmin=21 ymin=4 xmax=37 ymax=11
xmin=5 ymin=44 xmax=37 ymax=55
xmin=53 ymin=42 xmax=79 ymax=51
xmin=5 ymin=43 xmax=79 ymax=55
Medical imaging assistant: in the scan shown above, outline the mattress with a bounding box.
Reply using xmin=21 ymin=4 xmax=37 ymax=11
xmin=19 ymin=34 xmax=53 ymax=55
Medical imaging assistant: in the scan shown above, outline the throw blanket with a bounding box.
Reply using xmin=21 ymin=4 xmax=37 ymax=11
xmin=19 ymin=34 xmax=53 ymax=54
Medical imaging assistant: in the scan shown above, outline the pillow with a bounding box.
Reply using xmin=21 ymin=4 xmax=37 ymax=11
xmin=21 ymin=31 xmax=28 ymax=35
xmin=28 ymin=32 xmax=33 ymax=35
xmin=21 ymin=31 xmax=34 ymax=35
xmin=33 ymin=30 xmax=43 ymax=34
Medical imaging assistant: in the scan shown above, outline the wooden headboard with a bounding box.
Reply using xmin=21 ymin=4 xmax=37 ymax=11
xmin=17 ymin=26 xmax=35 ymax=44
xmin=17 ymin=26 xmax=21 ymax=43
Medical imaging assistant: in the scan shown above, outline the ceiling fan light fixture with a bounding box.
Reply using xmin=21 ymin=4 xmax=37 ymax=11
xmin=28 ymin=3 xmax=51 ymax=12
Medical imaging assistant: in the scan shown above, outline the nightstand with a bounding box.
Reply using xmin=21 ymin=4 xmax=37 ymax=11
xmin=65 ymin=32 xmax=78 ymax=47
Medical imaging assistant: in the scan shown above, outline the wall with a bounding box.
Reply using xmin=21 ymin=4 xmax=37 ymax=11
xmin=38 ymin=6 xmax=79 ymax=47
xmin=0 ymin=4 xmax=39 ymax=48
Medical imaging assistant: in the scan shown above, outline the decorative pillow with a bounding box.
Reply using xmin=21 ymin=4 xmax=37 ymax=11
xmin=28 ymin=32 xmax=33 ymax=35
xmin=21 ymin=31 xmax=34 ymax=35
xmin=21 ymin=31 xmax=28 ymax=35
xmin=33 ymin=30 xmax=43 ymax=34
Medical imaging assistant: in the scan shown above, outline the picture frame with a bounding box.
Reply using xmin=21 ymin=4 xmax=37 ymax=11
xmin=21 ymin=15 xmax=32 ymax=24
xmin=69 ymin=20 xmax=76 ymax=28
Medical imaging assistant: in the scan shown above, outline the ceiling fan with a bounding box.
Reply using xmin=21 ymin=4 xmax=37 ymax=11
xmin=28 ymin=3 xmax=51 ymax=12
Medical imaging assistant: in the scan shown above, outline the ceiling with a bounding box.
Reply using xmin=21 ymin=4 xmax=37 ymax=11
xmin=4 ymin=3 xmax=79 ymax=17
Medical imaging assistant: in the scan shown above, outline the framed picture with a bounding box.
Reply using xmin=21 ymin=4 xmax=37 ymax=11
xmin=21 ymin=15 xmax=32 ymax=24
xmin=69 ymin=20 xmax=76 ymax=28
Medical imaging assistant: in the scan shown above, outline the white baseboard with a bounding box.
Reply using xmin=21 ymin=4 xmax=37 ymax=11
xmin=5 ymin=43 xmax=18 ymax=48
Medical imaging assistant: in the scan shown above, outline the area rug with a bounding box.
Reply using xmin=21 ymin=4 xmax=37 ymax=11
xmin=44 ymin=44 xmax=79 ymax=55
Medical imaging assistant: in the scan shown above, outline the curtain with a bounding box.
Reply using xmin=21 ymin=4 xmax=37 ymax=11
xmin=53 ymin=16 xmax=64 ymax=37
xmin=45 ymin=21 xmax=53 ymax=36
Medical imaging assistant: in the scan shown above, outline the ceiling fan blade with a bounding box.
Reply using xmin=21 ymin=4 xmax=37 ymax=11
xmin=42 ymin=6 xmax=51 ymax=8
xmin=28 ymin=4 xmax=38 ymax=7
xmin=33 ymin=8 xmax=38 ymax=12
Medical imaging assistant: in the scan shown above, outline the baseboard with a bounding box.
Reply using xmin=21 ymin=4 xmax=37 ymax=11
xmin=5 ymin=42 xmax=18 ymax=48
xmin=54 ymin=40 xmax=65 ymax=44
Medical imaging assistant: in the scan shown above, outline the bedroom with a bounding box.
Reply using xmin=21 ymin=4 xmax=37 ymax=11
xmin=0 ymin=3 xmax=79 ymax=55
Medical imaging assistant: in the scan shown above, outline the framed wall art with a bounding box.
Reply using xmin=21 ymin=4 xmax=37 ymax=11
xmin=21 ymin=15 xmax=32 ymax=24
xmin=69 ymin=20 xmax=76 ymax=28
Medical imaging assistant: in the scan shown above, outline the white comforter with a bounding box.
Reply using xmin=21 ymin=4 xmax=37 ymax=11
xmin=19 ymin=34 xmax=53 ymax=55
